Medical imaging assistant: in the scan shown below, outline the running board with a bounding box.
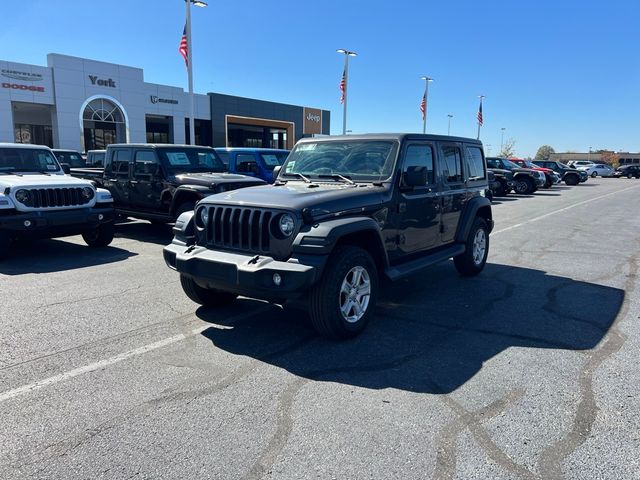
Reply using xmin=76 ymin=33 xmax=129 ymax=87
xmin=385 ymin=244 xmax=465 ymax=281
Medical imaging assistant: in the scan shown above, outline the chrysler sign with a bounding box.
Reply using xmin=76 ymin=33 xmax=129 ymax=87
xmin=1 ymin=69 xmax=43 ymax=82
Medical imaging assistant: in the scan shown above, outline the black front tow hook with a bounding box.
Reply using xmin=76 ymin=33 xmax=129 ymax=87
xmin=248 ymin=255 xmax=260 ymax=265
xmin=184 ymin=245 xmax=197 ymax=254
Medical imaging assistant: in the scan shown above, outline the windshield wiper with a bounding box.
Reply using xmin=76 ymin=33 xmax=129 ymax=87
xmin=281 ymin=172 xmax=311 ymax=183
xmin=317 ymin=174 xmax=355 ymax=185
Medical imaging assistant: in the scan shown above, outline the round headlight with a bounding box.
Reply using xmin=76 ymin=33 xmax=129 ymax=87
xmin=278 ymin=213 xmax=295 ymax=237
xmin=81 ymin=186 xmax=95 ymax=200
xmin=15 ymin=189 xmax=30 ymax=203
xmin=199 ymin=206 xmax=209 ymax=226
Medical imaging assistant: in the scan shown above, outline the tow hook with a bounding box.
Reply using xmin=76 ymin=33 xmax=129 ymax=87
xmin=248 ymin=255 xmax=260 ymax=265
xmin=184 ymin=245 xmax=196 ymax=254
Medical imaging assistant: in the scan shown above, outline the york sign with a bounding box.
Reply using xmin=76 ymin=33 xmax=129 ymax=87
xmin=88 ymin=75 xmax=116 ymax=88
xmin=2 ymin=83 xmax=45 ymax=92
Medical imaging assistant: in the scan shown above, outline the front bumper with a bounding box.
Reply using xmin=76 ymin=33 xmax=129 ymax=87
xmin=164 ymin=243 xmax=324 ymax=301
xmin=0 ymin=205 xmax=115 ymax=237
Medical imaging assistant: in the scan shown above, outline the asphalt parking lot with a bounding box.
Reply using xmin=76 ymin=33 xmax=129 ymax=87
xmin=1 ymin=178 xmax=639 ymax=480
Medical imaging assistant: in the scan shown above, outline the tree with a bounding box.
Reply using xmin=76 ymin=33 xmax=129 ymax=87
xmin=535 ymin=145 xmax=555 ymax=160
xmin=499 ymin=138 xmax=516 ymax=158
xmin=599 ymin=150 xmax=619 ymax=167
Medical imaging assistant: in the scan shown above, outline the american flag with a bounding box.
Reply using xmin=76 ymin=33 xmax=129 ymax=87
xmin=420 ymin=93 xmax=426 ymax=120
xmin=477 ymin=99 xmax=483 ymax=126
xmin=339 ymin=70 xmax=346 ymax=104
xmin=178 ymin=25 xmax=188 ymax=67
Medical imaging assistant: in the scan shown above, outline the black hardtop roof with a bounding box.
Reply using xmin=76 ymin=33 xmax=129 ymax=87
xmin=106 ymin=143 xmax=215 ymax=150
xmin=214 ymin=147 xmax=290 ymax=153
xmin=296 ymin=133 xmax=482 ymax=145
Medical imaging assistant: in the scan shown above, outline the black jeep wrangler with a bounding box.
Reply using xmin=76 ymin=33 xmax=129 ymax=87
xmin=164 ymin=134 xmax=493 ymax=339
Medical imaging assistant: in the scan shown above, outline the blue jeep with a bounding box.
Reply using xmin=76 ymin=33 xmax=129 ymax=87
xmin=214 ymin=148 xmax=289 ymax=183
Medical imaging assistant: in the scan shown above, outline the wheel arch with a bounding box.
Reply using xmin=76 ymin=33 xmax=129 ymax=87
xmin=455 ymin=196 xmax=493 ymax=243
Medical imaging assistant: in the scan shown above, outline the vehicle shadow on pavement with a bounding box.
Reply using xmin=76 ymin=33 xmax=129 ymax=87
xmin=0 ymin=239 xmax=136 ymax=275
xmin=114 ymin=220 xmax=174 ymax=245
xmin=196 ymin=262 xmax=623 ymax=394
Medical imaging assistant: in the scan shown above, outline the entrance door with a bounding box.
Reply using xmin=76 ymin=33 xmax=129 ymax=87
xmin=84 ymin=122 xmax=117 ymax=150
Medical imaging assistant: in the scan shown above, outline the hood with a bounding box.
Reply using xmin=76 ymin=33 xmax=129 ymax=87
xmin=0 ymin=172 xmax=92 ymax=190
xmin=200 ymin=181 xmax=388 ymax=216
xmin=487 ymin=168 xmax=510 ymax=175
xmin=173 ymin=172 xmax=265 ymax=188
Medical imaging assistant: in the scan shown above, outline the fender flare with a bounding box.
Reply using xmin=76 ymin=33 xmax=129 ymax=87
xmin=170 ymin=185 xmax=214 ymax=216
xmin=454 ymin=196 xmax=493 ymax=243
xmin=292 ymin=216 xmax=388 ymax=267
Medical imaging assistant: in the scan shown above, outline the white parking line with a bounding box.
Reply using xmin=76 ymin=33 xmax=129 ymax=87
xmin=493 ymin=183 xmax=640 ymax=235
xmin=0 ymin=306 xmax=271 ymax=404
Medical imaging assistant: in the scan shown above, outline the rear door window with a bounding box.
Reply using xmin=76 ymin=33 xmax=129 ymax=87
xmin=440 ymin=145 xmax=463 ymax=183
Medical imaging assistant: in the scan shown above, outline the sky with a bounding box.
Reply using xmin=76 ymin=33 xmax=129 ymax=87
xmin=0 ymin=0 xmax=638 ymax=158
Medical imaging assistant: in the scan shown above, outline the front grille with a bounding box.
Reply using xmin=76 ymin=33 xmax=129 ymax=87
xmin=20 ymin=188 xmax=90 ymax=208
xmin=204 ymin=206 xmax=273 ymax=253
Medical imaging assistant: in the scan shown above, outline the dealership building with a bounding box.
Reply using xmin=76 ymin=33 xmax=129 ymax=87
xmin=0 ymin=54 xmax=330 ymax=152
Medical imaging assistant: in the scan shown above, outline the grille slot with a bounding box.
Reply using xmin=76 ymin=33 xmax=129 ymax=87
xmin=204 ymin=206 xmax=273 ymax=253
xmin=20 ymin=187 xmax=89 ymax=208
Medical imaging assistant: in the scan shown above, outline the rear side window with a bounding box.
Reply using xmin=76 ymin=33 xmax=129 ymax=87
xmin=236 ymin=153 xmax=259 ymax=174
xmin=403 ymin=144 xmax=434 ymax=184
xmin=465 ymin=146 xmax=486 ymax=180
xmin=216 ymin=151 xmax=230 ymax=166
xmin=441 ymin=146 xmax=463 ymax=183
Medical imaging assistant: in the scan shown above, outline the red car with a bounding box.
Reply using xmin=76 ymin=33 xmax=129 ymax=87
xmin=510 ymin=159 xmax=559 ymax=188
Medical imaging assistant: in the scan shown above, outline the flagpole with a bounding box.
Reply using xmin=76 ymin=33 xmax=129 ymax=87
xmin=477 ymin=95 xmax=485 ymax=140
xmin=420 ymin=76 xmax=432 ymax=134
xmin=337 ymin=49 xmax=357 ymax=135
xmin=186 ymin=0 xmax=195 ymax=145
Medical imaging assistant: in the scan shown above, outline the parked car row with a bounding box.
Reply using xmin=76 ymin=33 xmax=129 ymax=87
xmin=2 ymin=137 xmax=632 ymax=340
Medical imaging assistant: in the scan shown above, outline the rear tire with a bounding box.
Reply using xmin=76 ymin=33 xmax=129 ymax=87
xmin=454 ymin=217 xmax=489 ymax=277
xmin=565 ymin=174 xmax=579 ymax=185
xmin=495 ymin=180 xmax=508 ymax=197
xmin=82 ymin=222 xmax=114 ymax=247
xmin=180 ymin=274 xmax=238 ymax=307
xmin=309 ymin=246 xmax=378 ymax=339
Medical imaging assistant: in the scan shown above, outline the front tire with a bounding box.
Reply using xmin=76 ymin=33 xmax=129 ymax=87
xmin=514 ymin=176 xmax=534 ymax=194
xmin=180 ymin=274 xmax=238 ymax=307
xmin=454 ymin=217 xmax=489 ymax=277
xmin=309 ymin=246 xmax=378 ymax=339
xmin=591 ymin=172 xmax=598 ymax=178
xmin=174 ymin=201 xmax=196 ymax=221
xmin=82 ymin=222 xmax=114 ymax=247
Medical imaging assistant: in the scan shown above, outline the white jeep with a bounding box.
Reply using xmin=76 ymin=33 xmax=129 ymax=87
xmin=0 ymin=143 xmax=115 ymax=259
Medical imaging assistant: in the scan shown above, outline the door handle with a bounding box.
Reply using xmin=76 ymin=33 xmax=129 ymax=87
xmin=129 ymin=180 xmax=139 ymax=185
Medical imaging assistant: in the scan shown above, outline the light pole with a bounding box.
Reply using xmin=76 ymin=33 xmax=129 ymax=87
xmin=337 ymin=49 xmax=357 ymax=135
xmin=420 ymin=76 xmax=433 ymax=133
xmin=447 ymin=114 xmax=453 ymax=135
xmin=500 ymin=127 xmax=506 ymax=154
xmin=185 ymin=0 xmax=207 ymax=145
xmin=485 ymin=144 xmax=492 ymax=155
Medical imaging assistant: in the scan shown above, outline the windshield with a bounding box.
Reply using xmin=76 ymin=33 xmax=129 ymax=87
xmin=157 ymin=148 xmax=226 ymax=173
xmin=259 ymin=152 xmax=288 ymax=170
xmin=523 ymin=160 xmax=539 ymax=169
xmin=0 ymin=148 xmax=61 ymax=173
xmin=55 ymin=151 xmax=85 ymax=168
xmin=282 ymin=140 xmax=397 ymax=182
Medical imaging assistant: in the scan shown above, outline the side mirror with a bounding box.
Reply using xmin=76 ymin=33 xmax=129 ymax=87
xmin=60 ymin=163 xmax=71 ymax=174
xmin=404 ymin=166 xmax=428 ymax=187
xmin=273 ymin=165 xmax=282 ymax=179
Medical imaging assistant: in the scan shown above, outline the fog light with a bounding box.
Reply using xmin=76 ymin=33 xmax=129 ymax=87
xmin=98 ymin=214 xmax=104 ymax=220
xmin=272 ymin=273 xmax=282 ymax=286
xmin=24 ymin=220 xmax=31 ymax=227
